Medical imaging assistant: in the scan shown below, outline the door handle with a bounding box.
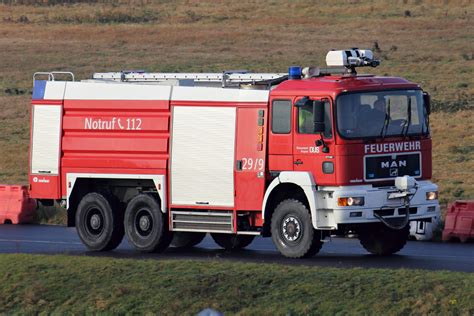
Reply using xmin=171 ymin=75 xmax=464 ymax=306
xmin=236 ymin=160 xmax=243 ymax=171
xmin=294 ymin=159 xmax=303 ymax=165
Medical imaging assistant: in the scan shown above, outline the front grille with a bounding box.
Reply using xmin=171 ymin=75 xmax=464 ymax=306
xmin=398 ymin=207 xmax=418 ymax=215
xmin=374 ymin=207 xmax=417 ymax=217
xmin=365 ymin=152 xmax=421 ymax=181
xmin=374 ymin=209 xmax=395 ymax=217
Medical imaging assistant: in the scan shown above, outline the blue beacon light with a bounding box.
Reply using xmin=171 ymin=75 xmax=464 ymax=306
xmin=288 ymin=66 xmax=302 ymax=79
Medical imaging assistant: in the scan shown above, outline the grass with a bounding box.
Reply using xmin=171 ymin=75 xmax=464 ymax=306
xmin=430 ymin=110 xmax=474 ymax=206
xmin=33 ymin=204 xmax=67 ymax=225
xmin=0 ymin=1 xmax=473 ymax=104
xmin=0 ymin=254 xmax=472 ymax=314
xmin=0 ymin=1 xmax=472 ymax=222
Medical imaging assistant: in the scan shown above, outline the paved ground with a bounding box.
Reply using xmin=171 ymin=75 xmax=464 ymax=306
xmin=0 ymin=224 xmax=472 ymax=272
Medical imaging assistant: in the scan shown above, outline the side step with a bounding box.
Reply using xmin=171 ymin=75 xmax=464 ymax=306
xmin=171 ymin=210 xmax=233 ymax=233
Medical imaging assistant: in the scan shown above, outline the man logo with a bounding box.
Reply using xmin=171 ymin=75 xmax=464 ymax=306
xmin=381 ymin=160 xmax=407 ymax=168
xmin=390 ymin=168 xmax=398 ymax=177
xmin=33 ymin=177 xmax=38 ymax=183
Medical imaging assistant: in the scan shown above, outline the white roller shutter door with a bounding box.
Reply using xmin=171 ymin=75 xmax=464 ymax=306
xmin=31 ymin=105 xmax=62 ymax=175
xmin=171 ymin=106 xmax=236 ymax=207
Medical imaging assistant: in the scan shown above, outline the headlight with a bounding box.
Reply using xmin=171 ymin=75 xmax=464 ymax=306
xmin=338 ymin=196 xmax=365 ymax=206
xmin=426 ymin=191 xmax=438 ymax=200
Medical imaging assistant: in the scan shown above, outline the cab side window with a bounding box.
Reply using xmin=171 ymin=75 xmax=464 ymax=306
xmin=271 ymin=100 xmax=292 ymax=134
xmin=297 ymin=100 xmax=332 ymax=138
xmin=298 ymin=103 xmax=314 ymax=134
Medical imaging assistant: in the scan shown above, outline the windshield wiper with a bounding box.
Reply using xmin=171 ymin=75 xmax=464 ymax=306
xmin=402 ymin=97 xmax=412 ymax=138
xmin=379 ymin=99 xmax=391 ymax=140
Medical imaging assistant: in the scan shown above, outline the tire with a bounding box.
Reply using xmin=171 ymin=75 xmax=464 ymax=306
xmin=124 ymin=194 xmax=172 ymax=253
xmin=358 ymin=224 xmax=409 ymax=255
xmin=75 ymin=192 xmax=124 ymax=251
xmin=171 ymin=232 xmax=206 ymax=248
xmin=271 ymin=199 xmax=322 ymax=258
xmin=211 ymin=233 xmax=255 ymax=250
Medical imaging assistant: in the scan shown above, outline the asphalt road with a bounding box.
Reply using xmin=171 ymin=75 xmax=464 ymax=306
xmin=0 ymin=224 xmax=472 ymax=272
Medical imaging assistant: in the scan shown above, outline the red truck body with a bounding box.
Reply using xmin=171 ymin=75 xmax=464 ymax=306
xmin=24 ymin=57 xmax=440 ymax=257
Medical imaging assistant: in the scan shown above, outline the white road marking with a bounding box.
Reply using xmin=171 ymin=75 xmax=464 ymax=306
xmin=0 ymin=239 xmax=82 ymax=245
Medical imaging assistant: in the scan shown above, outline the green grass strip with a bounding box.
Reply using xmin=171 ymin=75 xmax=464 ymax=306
xmin=0 ymin=254 xmax=472 ymax=315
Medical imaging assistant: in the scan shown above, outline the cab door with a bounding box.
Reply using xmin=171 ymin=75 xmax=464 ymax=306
xmin=268 ymin=98 xmax=294 ymax=172
xmin=292 ymin=97 xmax=335 ymax=185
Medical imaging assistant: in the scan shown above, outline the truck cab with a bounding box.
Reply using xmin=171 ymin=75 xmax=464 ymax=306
xmin=264 ymin=67 xmax=439 ymax=257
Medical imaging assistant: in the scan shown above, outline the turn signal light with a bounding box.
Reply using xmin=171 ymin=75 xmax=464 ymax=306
xmin=426 ymin=191 xmax=438 ymax=201
xmin=338 ymin=196 xmax=365 ymax=207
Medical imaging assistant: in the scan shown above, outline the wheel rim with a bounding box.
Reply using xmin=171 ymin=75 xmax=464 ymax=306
xmin=134 ymin=208 xmax=153 ymax=237
xmin=281 ymin=215 xmax=302 ymax=243
xmin=84 ymin=207 xmax=104 ymax=237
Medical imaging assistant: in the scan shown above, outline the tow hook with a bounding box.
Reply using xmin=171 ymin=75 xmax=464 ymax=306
xmin=375 ymin=176 xmax=417 ymax=230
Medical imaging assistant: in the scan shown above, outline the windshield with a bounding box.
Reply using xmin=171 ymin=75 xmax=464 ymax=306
xmin=336 ymin=90 xmax=428 ymax=139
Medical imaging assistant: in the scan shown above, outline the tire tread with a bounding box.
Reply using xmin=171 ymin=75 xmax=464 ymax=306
xmin=76 ymin=192 xmax=124 ymax=252
xmin=271 ymin=199 xmax=322 ymax=258
xmin=211 ymin=233 xmax=255 ymax=250
xmin=358 ymin=224 xmax=409 ymax=255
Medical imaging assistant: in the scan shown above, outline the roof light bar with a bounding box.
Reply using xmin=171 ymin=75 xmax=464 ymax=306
xmin=326 ymin=49 xmax=380 ymax=74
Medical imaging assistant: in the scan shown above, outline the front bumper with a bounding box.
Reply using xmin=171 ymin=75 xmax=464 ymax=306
xmin=313 ymin=180 xmax=440 ymax=229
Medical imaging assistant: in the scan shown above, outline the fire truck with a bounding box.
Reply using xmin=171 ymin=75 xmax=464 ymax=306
xmin=27 ymin=49 xmax=439 ymax=258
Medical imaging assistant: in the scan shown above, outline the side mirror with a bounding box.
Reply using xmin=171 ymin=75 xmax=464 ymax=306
xmin=423 ymin=92 xmax=431 ymax=115
xmin=295 ymin=96 xmax=311 ymax=107
xmin=313 ymin=100 xmax=325 ymax=133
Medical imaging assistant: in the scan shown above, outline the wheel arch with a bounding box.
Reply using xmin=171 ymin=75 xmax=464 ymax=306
xmin=66 ymin=173 xmax=167 ymax=227
xmin=262 ymin=171 xmax=317 ymax=235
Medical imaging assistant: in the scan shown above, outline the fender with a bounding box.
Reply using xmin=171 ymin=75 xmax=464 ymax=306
xmin=262 ymin=171 xmax=319 ymax=229
xmin=66 ymin=173 xmax=167 ymax=213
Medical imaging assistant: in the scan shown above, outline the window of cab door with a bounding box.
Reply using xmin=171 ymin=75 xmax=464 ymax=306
xmin=296 ymin=98 xmax=333 ymax=139
xmin=271 ymin=99 xmax=292 ymax=134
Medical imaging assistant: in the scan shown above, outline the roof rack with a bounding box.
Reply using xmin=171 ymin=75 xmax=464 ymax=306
xmin=33 ymin=72 xmax=75 ymax=83
xmin=91 ymin=70 xmax=287 ymax=88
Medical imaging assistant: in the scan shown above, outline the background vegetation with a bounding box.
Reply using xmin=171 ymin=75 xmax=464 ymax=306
xmin=0 ymin=254 xmax=473 ymax=314
xmin=0 ymin=0 xmax=472 ymax=222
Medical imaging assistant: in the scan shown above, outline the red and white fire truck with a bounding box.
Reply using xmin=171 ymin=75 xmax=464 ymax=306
xmin=27 ymin=49 xmax=439 ymax=257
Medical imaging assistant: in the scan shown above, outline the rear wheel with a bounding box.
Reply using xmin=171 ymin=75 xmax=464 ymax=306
xmin=358 ymin=224 xmax=409 ymax=255
xmin=271 ymin=199 xmax=322 ymax=258
xmin=124 ymin=194 xmax=172 ymax=253
xmin=171 ymin=232 xmax=206 ymax=248
xmin=211 ymin=233 xmax=255 ymax=250
xmin=75 ymin=192 xmax=124 ymax=251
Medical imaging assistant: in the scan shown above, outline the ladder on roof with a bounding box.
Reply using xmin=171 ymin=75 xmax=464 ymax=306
xmin=92 ymin=71 xmax=288 ymax=88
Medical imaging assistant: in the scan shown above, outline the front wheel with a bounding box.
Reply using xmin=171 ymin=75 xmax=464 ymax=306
xmin=124 ymin=194 xmax=172 ymax=253
xmin=171 ymin=232 xmax=206 ymax=248
xmin=211 ymin=233 xmax=255 ymax=250
xmin=358 ymin=224 xmax=409 ymax=255
xmin=271 ymin=199 xmax=322 ymax=258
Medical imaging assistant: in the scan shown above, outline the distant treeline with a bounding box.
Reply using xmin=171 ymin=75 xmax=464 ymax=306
xmin=0 ymin=0 xmax=153 ymax=5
